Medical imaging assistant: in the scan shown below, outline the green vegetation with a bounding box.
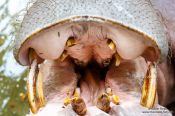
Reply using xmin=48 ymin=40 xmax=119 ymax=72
xmin=0 ymin=0 xmax=29 ymax=115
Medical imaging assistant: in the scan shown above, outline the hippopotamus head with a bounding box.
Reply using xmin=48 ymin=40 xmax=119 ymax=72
xmin=13 ymin=0 xmax=175 ymax=115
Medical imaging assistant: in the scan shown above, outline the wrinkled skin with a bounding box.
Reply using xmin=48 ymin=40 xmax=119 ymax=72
xmin=21 ymin=0 xmax=175 ymax=116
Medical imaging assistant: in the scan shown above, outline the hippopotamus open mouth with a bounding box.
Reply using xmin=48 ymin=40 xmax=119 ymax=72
xmin=14 ymin=0 xmax=175 ymax=116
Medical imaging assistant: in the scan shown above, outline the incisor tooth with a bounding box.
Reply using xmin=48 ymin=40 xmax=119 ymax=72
xmin=115 ymin=54 xmax=121 ymax=66
xmin=73 ymin=88 xmax=80 ymax=97
xmin=112 ymin=95 xmax=120 ymax=105
xmin=140 ymin=63 xmax=157 ymax=108
xmin=106 ymin=88 xmax=112 ymax=96
xmin=96 ymin=93 xmax=111 ymax=113
xmin=64 ymin=97 xmax=71 ymax=106
xmin=71 ymin=97 xmax=87 ymax=116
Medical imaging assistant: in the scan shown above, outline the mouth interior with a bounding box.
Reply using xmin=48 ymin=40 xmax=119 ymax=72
xmin=75 ymin=60 xmax=108 ymax=85
xmin=71 ymin=57 xmax=111 ymax=105
xmin=60 ymin=55 xmax=147 ymax=107
xmin=23 ymin=21 xmax=163 ymax=115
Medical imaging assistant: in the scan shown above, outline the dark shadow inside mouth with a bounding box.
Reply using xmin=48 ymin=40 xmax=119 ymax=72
xmin=72 ymin=59 xmax=112 ymax=87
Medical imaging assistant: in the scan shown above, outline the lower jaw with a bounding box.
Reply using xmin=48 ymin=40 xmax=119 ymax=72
xmin=29 ymin=57 xmax=172 ymax=116
xmin=33 ymin=100 xmax=172 ymax=116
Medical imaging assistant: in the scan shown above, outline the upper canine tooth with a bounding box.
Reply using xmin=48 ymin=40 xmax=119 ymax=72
xmin=107 ymin=39 xmax=116 ymax=50
xmin=140 ymin=63 xmax=157 ymax=108
xmin=66 ymin=36 xmax=76 ymax=47
xmin=115 ymin=54 xmax=121 ymax=66
xmin=60 ymin=50 xmax=68 ymax=61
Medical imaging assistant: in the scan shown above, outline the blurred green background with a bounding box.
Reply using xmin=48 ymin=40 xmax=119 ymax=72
xmin=0 ymin=0 xmax=31 ymax=115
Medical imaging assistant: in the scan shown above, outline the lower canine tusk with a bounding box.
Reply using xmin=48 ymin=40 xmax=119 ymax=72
xmin=96 ymin=93 xmax=111 ymax=113
xmin=140 ymin=63 xmax=157 ymax=108
xmin=71 ymin=97 xmax=87 ymax=116
xmin=27 ymin=59 xmax=45 ymax=114
xmin=36 ymin=71 xmax=45 ymax=107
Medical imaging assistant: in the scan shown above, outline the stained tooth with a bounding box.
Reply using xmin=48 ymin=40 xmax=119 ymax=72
xmin=73 ymin=88 xmax=80 ymax=97
xmin=96 ymin=93 xmax=111 ymax=113
xmin=106 ymin=88 xmax=113 ymax=96
xmin=112 ymin=95 xmax=120 ymax=105
xmin=27 ymin=59 xmax=39 ymax=114
xmin=107 ymin=39 xmax=116 ymax=50
xmin=115 ymin=54 xmax=121 ymax=66
xmin=66 ymin=36 xmax=76 ymax=47
xmin=60 ymin=50 xmax=68 ymax=61
xmin=64 ymin=97 xmax=71 ymax=106
xmin=36 ymin=71 xmax=45 ymax=107
xmin=71 ymin=97 xmax=87 ymax=116
xmin=140 ymin=63 xmax=157 ymax=108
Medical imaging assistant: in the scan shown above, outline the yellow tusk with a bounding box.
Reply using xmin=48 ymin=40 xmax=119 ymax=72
xmin=66 ymin=36 xmax=76 ymax=47
xmin=73 ymin=88 xmax=80 ymax=98
xmin=71 ymin=97 xmax=87 ymax=116
xmin=96 ymin=93 xmax=111 ymax=113
xmin=64 ymin=97 xmax=71 ymax=106
xmin=36 ymin=71 xmax=45 ymax=107
xmin=140 ymin=63 xmax=157 ymax=108
xmin=60 ymin=50 xmax=68 ymax=62
xmin=27 ymin=59 xmax=39 ymax=114
xmin=115 ymin=54 xmax=121 ymax=66
xmin=112 ymin=95 xmax=120 ymax=105
xmin=107 ymin=39 xmax=116 ymax=50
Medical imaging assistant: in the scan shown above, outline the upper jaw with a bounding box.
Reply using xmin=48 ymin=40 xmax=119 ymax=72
xmin=16 ymin=20 xmax=163 ymax=66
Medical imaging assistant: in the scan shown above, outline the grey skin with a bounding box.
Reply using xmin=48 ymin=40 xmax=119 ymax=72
xmin=13 ymin=0 xmax=168 ymax=65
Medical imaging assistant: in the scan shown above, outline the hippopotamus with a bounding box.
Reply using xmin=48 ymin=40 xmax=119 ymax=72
xmin=13 ymin=0 xmax=175 ymax=115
